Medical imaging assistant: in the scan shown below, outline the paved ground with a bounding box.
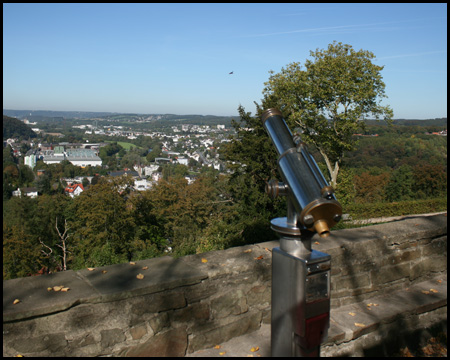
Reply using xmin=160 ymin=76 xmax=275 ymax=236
xmin=187 ymin=274 xmax=447 ymax=357
xmin=186 ymin=323 xmax=271 ymax=357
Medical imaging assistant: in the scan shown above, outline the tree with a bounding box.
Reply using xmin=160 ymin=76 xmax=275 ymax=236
xmin=221 ymin=105 xmax=286 ymax=245
xmin=412 ymin=164 xmax=447 ymax=199
xmin=385 ymin=165 xmax=414 ymax=202
xmin=261 ymin=41 xmax=393 ymax=188
xmin=353 ymin=171 xmax=390 ymax=203
xmin=67 ymin=176 xmax=136 ymax=268
xmin=39 ymin=217 xmax=71 ymax=271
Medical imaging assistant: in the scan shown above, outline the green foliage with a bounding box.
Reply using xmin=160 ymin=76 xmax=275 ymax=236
xmin=412 ymin=164 xmax=447 ymax=199
xmin=341 ymin=198 xmax=447 ymax=221
xmin=3 ymin=223 xmax=43 ymax=279
xmin=3 ymin=115 xmax=37 ymax=140
xmin=343 ymin=132 xmax=447 ymax=169
xmin=385 ymin=165 xmax=414 ymax=202
xmin=261 ymin=41 xmax=393 ymax=187
xmin=68 ymin=176 xmax=136 ymax=269
xmin=2 ymin=41 xmax=447 ymax=279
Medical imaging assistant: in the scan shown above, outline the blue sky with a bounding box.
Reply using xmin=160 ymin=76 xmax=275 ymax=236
xmin=3 ymin=3 xmax=447 ymax=118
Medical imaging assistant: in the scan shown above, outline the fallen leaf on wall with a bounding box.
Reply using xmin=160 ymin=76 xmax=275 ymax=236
xmin=250 ymin=346 xmax=259 ymax=352
xmin=201 ymin=258 xmax=208 ymax=263
xmin=13 ymin=299 xmax=20 ymax=305
xmin=354 ymin=323 xmax=365 ymax=327
xmin=214 ymin=345 xmax=221 ymax=349
xmin=136 ymin=273 xmax=144 ymax=280
xmin=130 ymin=262 xmax=136 ymax=265
xmin=254 ymin=255 xmax=263 ymax=260
xmin=219 ymin=351 xmax=226 ymax=355
xmin=348 ymin=312 xmax=356 ymax=316
xmin=87 ymin=268 xmax=95 ymax=271
xmin=244 ymin=249 xmax=252 ymax=253
xmin=142 ymin=266 xmax=148 ymax=270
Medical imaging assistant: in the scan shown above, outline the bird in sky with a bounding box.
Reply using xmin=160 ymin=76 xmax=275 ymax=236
xmin=229 ymin=71 xmax=233 ymax=74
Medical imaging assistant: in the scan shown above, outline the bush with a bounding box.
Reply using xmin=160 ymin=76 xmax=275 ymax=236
xmin=343 ymin=198 xmax=447 ymax=220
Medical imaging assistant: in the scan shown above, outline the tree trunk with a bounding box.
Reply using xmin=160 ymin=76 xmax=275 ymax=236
xmin=319 ymin=149 xmax=340 ymax=189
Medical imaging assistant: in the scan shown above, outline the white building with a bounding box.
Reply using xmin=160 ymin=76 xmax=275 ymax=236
xmin=134 ymin=179 xmax=153 ymax=191
xmin=175 ymin=157 xmax=189 ymax=166
xmin=39 ymin=148 xmax=102 ymax=167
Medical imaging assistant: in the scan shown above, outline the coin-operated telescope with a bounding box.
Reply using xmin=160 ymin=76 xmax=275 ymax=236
xmin=261 ymin=108 xmax=342 ymax=357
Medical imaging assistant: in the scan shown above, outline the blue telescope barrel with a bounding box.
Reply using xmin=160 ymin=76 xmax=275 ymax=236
xmin=261 ymin=109 xmax=342 ymax=237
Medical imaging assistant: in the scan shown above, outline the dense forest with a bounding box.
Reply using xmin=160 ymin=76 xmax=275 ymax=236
xmin=2 ymin=113 xmax=447 ymax=280
xmin=3 ymin=116 xmax=37 ymax=140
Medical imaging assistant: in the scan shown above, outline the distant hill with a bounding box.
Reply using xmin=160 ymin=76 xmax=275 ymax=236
xmin=3 ymin=109 xmax=446 ymax=127
xmin=364 ymin=118 xmax=447 ymax=127
xmin=3 ymin=115 xmax=37 ymax=140
xmin=3 ymin=109 xmax=117 ymax=120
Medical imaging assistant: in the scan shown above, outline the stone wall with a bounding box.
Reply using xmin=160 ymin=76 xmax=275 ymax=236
xmin=3 ymin=214 xmax=447 ymax=357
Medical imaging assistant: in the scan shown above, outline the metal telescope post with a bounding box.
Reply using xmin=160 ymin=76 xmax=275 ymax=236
xmin=261 ymin=109 xmax=343 ymax=357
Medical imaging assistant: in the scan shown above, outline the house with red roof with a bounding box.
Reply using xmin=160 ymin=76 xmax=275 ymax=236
xmin=64 ymin=183 xmax=84 ymax=198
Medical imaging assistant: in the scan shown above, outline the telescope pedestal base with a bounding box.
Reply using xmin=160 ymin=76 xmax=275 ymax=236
xmin=271 ymin=239 xmax=331 ymax=357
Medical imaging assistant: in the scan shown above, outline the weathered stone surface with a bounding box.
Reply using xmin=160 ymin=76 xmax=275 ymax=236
xmin=171 ymin=302 xmax=210 ymax=325
xmin=101 ymin=328 xmax=126 ymax=349
xmin=371 ymin=262 xmax=411 ymax=286
xmin=187 ymin=311 xmax=262 ymax=353
xmin=148 ymin=312 xmax=170 ymax=334
xmin=211 ymin=289 xmax=248 ymax=319
xmin=410 ymin=256 xmax=447 ymax=281
xmin=247 ymin=285 xmax=270 ymax=307
xmin=79 ymin=256 xmax=207 ymax=302
xmin=130 ymin=323 xmax=148 ymax=340
xmin=11 ymin=333 xmax=67 ymax=354
xmin=121 ymin=326 xmax=188 ymax=357
xmin=69 ymin=333 xmax=96 ymax=349
xmin=3 ymin=270 xmax=97 ymax=322
xmin=421 ymin=236 xmax=447 ymax=256
xmin=2 ymin=215 xmax=446 ymax=357
xmin=130 ymin=290 xmax=186 ymax=318
xmin=332 ymin=273 xmax=371 ymax=291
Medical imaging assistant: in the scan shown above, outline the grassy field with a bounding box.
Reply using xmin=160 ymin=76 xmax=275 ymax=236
xmin=105 ymin=140 xmax=143 ymax=150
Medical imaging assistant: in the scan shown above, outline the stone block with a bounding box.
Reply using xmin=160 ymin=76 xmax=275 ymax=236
xmin=421 ymin=236 xmax=447 ymax=257
xmin=11 ymin=333 xmax=67 ymax=354
xmin=370 ymin=262 xmax=410 ymax=286
xmin=148 ymin=312 xmax=170 ymax=334
xmin=130 ymin=290 xmax=186 ymax=318
xmin=65 ymin=303 xmax=109 ymax=331
xmin=101 ymin=328 xmax=126 ymax=349
xmin=211 ymin=289 xmax=248 ymax=319
xmin=121 ymin=326 xmax=188 ymax=357
xmin=171 ymin=301 xmax=210 ymax=324
xmin=130 ymin=323 xmax=148 ymax=340
xmin=247 ymin=285 xmax=270 ymax=307
xmin=410 ymin=256 xmax=447 ymax=281
xmin=69 ymin=333 xmax=96 ymax=348
xmin=184 ymin=280 xmax=218 ymax=303
xmin=382 ymin=249 xmax=419 ymax=267
xmin=332 ymin=273 xmax=371 ymax=291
